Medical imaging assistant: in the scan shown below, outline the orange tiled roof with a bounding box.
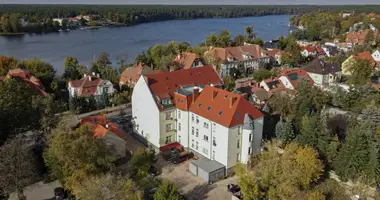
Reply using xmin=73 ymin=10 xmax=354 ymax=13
xmin=3 ymin=68 xmax=47 ymax=96
xmin=80 ymin=114 xmax=107 ymax=126
xmin=267 ymin=49 xmax=284 ymax=57
xmin=81 ymin=115 xmax=124 ymax=138
xmin=120 ymin=62 xmax=155 ymax=87
xmin=173 ymin=52 xmax=201 ymax=70
xmin=173 ymin=92 xmax=194 ymax=111
xmin=69 ymin=75 xmax=103 ymax=97
xmin=144 ymin=66 xmax=222 ymax=111
xmin=207 ymin=44 xmax=267 ymax=63
xmin=189 ymin=86 xmax=264 ymax=127
xmin=353 ymin=51 xmax=376 ymax=62
xmin=346 ymin=30 xmax=379 ymax=45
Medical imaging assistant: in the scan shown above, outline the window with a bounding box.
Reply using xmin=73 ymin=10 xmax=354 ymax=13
xmin=204 ymin=122 xmax=209 ymax=129
xmin=136 ymin=124 xmax=139 ymax=131
xmin=178 ymin=123 xmax=181 ymax=131
xmin=165 ymin=112 xmax=171 ymax=120
xmin=178 ymin=135 xmax=181 ymax=143
xmin=237 ymin=153 xmax=240 ymax=162
xmin=103 ymin=87 xmax=109 ymax=93
xmin=248 ymin=147 xmax=252 ymax=155
xmin=237 ymin=140 xmax=240 ymax=148
xmin=192 ymin=114 xmax=194 ymax=122
xmin=165 ymin=136 xmax=172 ymax=144
xmin=238 ymin=126 xmax=241 ymax=135
xmin=191 ymin=140 xmax=194 ymax=148
xmin=212 ymin=151 xmax=215 ymax=160
xmin=202 ymin=148 xmax=208 ymax=155
xmin=192 ymin=127 xmax=194 ymax=135
xmin=178 ymin=110 xmax=181 ymax=119
xmin=196 ymin=116 xmax=199 ymax=124
xmin=249 ymin=134 xmax=252 ymax=142
xmin=218 ymin=110 xmax=223 ymax=116
xmin=196 ymin=129 xmax=199 ymax=137
xmin=141 ymin=130 xmax=144 ymax=136
xmin=207 ymin=106 xmax=211 ymax=111
xmin=166 ymin=124 xmax=172 ymax=132
xmin=204 ymin=135 xmax=209 ymax=142
xmin=213 ymin=137 xmax=216 ymax=146
xmin=196 ymin=142 xmax=199 ymax=150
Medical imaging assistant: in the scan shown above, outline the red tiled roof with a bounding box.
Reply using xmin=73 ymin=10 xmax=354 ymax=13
xmin=69 ymin=75 xmax=103 ymax=97
xmin=190 ymin=86 xmax=264 ymax=128
xmin=346 ymin=30 xmax=379 ymax=45
xmin=174 ymin=52 xmax=201 ymax=70
xmin=120 ymin=62 xmax=155 ymax=87
xmin=353 ymin=51 xmax=376 ymax=62
xmin=280 ymin=68 xmax=315 ymax=88
xmin=4 ymin=68 xmax=47 ymax=96
xmin=80 ymin=114 xmax=107 ymax=126
xmin=93 ymin=124 xmax=109 ymax=138
xmin=174 ymin=92 xmax=194 ymax=111
xmin=81 ymin=115 xmax=124 ymax=138
xmin=145 ymin=66 xmax=222 ymax=111
xmin=267 ymin=49 xmax=284 ymax=57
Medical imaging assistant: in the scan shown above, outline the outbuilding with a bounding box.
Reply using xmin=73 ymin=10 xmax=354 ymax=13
xmin=189 ymin=159 xmax=225 ymax=183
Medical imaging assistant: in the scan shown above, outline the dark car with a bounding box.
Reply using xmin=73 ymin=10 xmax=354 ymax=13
xmin=54 ymin=187 xmax=65 ymax=200
xmin=172 ymin=152 xmax=194 ymax=164
xmin=149 ymin=165 xmax=159 ymax=176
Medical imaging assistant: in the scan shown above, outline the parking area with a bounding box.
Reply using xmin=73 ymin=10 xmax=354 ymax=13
xmin=157 ymin=159 xmax=237 ymax=200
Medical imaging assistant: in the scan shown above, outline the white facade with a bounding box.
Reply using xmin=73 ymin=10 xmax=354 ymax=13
xmin=220 ymin=57 xmax=271 ymax=77
xmin=53 ymin=18 xmax=63 ymax=26
xmin=68 ymin=78 xmax=115 ymax=106
xmin=176 ymin=109 xmax=190 ymax=148
xmin=372 ymin=50 xmax=380 ymax=62
xmin=132 ymin=77 xmax=161 ymax=148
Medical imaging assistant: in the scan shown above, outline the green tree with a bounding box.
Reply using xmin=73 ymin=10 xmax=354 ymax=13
xmin=252 ymin=68 xmax=272 ymax=82
xmin=72 ymin=173 xmax=142 ymax=200
xmin=216 ymin=30 xmax=232 ymax=47
xmin=61 ymin=19 xmax=68 ymax=29
xmin=96 ymin=52 xmax=112 ymax=68
xmin=268 ymin=93 xmax=295 ymax=119
xmin=333 ymin=121 xmax=379 ymax=185
xmin=245 ymin=25 xmax=257 ymax=43
xmin=63 ymin=56 xmax=86 ymax=80
xmin=9 ymin=13 xmax=21 ymax=33
xmin=1 ymin=15 xmax=12 ymax=33
xmin=44 ymin=125 xmax=115 ymax=189
xmin=233 ymin=34 xmax=245 ymax=46
xmin=0 ymin=55 xmax=18 ymax=75
xmin=0 ymin=137 xmax=38 ymax=199
xmin=18 ymin=58 xmax=56 ymax=89
xmin=347 ymin=58 xmax=374 ymax=85
xmin=0 ymin=79 xmax=41 ymax=140
xmin=153 ymin=181 xmax=182 ymax=200
xmin=275 ymin=120 xmax=295 ymax=144
xmin=277 ymin=35 xmax=287 ymax=50
xmin=365 ymin=30 xmax=374 ymax=45
xmin=129 ymin=148 xmax=157 ymax=180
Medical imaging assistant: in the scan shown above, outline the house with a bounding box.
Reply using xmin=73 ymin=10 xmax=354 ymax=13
xmin=342 ymin=52 xmax=376 ymax=76
xmin=267 ymin=49 xmax=285 ymax=64
xmin=263 ymin=40 xmax=279 ymax=50
xmin=371 ymin=49 xmax=380 ymax=68
xmin=131 ymin=66 xmax=223 ymax=150
xmin=68 ymin=74 xmax=115 ymax=106
xmin=304 ymin=58 xmax=342 ymax=85
xmin=300 ymin=46 xmax=326 ymax=58
xmin=260 ymin=68 xmax=314 ymax=92
xmin=0 ymin=68 xmax=47 ymax=96
xmin=52 ymin=18 xmax=64 ymax=26
xmin=119 ymin=62 xmax=155 ymax=87
xmin=321 ymin=46 xmax=341 ymax=57
xmin=76 ymin=15 xmax=91 ymax=21
xmin=81 ymin=115 xmax=126 ymax=159
xmin=205 ymin=44 xmax=270 ymax=77
xmin=187 ymin=86 xmax=264 ymax=174
xmin=173 ymin=52 xmax=205 ymax=70
xmin=345 ymin=30 xmax=379 ymax=46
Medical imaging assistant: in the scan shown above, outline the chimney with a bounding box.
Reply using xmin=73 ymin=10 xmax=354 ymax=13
xmin=89 ymin=76 xmax=92 ymax=81
xmin=84 ymin=74 xmax=87 ymax=77
xmin=97 ymin=73 xmax=100 ymax=78
xmin=212 ymin=90 xmax=218 ymax=101
xmin=192 ymin=87 xmax=200 ymax=103
xmin=92 ymin=72 xmax=95 ymax=76
xmin=105 ymin=124 xmax=109 ymax=129
xmin=230 ymin=97 xmax=237 ymax=108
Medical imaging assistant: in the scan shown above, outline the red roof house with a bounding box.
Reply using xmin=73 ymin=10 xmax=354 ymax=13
xmin=0 ymin=68 xmax=47 ymax=96
xmin=120 ymin=62 xmax=156 ymax=87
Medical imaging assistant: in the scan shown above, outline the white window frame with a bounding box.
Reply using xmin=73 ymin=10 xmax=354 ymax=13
xmin=166 ymin=124 xmax=172 ymax=132
xmin=165 ymin=112 xmax=171 ymax=120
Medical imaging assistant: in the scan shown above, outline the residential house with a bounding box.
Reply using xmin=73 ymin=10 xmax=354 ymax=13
xmin=263 ymin=40 xmax=279 ymax=50
xmin=296 ymin=40 xmax=318 ymax=47
xmin=260 ymin=68 xmax=314 ymax=92
xmin=267 ymin=49 xmax=285 ymax=64
xmin=131 ymin=66 xmax=223 ymax=150
xmin=76 ymin=15 xmax=91 ymax=21
xmin=52 ymin=18 xmax=64 ymax=26
xmin=173 ymin=52 xmax=205 ymax=70
xmin=187 ymin=86 xmax=264 ymax=170
xmin=119 ymin=62 xmax=155 ymax=87
xmin=205 ymin=44 xmax=270 ymax=77
xmin=345 ymin=30 xmax=379 ymax=46
xmin=342 ymin=51 xmax=376 ymax=76
xmin=304 ymin=58 xmax=342 ymax=85
xmin=81 ymin=115 xmax=126 ymax=159
xmin=68 ymin=74 xmax=115 ymax=106
xmin=372 ymin=49 xmax=380 ymax=68
xmin=300 ymin=46 xmax=326 ymax=58
xmin=321 ymin=46 xmax=341 ymax=57
xmin=0 ymin=68 xmax=47 ymax=96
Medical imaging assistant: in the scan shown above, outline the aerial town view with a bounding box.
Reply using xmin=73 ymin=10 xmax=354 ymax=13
xmin=1 ymin=0 xmax=380 ymax=199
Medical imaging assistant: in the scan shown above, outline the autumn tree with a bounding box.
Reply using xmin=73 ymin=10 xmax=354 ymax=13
xmin=237 ymin=142 xmax=324 ymax=199
xmin=154 ymin=180 xmax=182 ymax=200
xmin=268 ymin=92 xmax=295 ymax=119
xmin=275 ymin=120 xmax=296 ymax=144
xmin=18 ymin=58 xmax=56 ymax=89
xmin=0 ymin=55 xmax=18 ymax=75
xmin=0 ymin=137 xmax=38 ymax=199
xmin=252 ymin=68 xmax=272 ymax=82
xmin=44 ymin=125 xmax=115 ymax=189
xmin=72 ymin=173 xmax=142 ymax=200
xmin=347 ymin=58 xmax=374 ymax=85
xmin=129 ymin=147 xmax=157 ymax=180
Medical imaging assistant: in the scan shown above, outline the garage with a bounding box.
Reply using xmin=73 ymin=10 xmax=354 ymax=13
xmin=189 ymin=159 xmax=226 ymax=183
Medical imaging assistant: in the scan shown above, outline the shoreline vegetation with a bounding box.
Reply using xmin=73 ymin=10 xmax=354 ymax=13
xmin=2 ymin=4 xmax=380 ymax=35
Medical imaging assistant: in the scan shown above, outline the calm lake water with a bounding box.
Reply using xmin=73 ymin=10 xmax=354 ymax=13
xmin=0 ymin=15 xmax=292 ymax=74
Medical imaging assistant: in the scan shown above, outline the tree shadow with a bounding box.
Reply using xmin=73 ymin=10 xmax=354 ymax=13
xmin=183 ymin=183 xmax=216 ymax=200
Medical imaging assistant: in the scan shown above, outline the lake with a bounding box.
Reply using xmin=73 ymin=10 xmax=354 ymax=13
xmin=0 ymin=15 xmax=292 ymax=74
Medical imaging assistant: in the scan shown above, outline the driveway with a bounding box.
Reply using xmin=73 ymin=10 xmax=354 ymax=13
xmin=158 ymin=159 xmax=237 ymax=200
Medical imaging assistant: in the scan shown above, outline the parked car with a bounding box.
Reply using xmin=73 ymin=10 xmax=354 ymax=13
xmin=172 ymin=152 xmax=194 ymax=164
xmin=54 ymin=187 xmax=65 ymax=200
xmin=149 ymin=165 xmax=159 ymax=176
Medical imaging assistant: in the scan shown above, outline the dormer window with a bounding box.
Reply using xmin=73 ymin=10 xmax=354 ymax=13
xmin=218 ymin=110 xmax=224 ymax=116
xmin=207 ymin=106 xmax=211 ymax=111
xmin=198 ymin=103 xmax=202 ymax=108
